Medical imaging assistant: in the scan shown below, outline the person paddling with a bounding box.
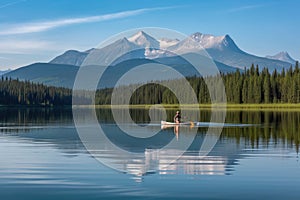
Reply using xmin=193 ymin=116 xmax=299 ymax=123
xmin=174 ymin=111 xmax=181 ymax=124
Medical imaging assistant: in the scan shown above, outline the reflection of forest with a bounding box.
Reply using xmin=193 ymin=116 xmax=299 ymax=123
xmin=0 ymin=107 xmax=299 ymax=152
xmin=0 ymin=107 xmax=73 ymax=125
xmin=222 ymin=111 xmax=300 ymax=152
xmin=1 ymin=107 xmax=299 ymax=177
xmin=127 ymin=109 xmax=300 ymax=152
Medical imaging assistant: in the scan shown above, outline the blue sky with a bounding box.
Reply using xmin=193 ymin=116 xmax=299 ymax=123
xmin=0 ymin=0 xmax=299 ymax=70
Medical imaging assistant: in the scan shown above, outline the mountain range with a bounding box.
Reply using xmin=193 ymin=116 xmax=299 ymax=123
xmin=266 ymin=51 xmax=296 ymax=64
xmin=4 ymin=31 xmax=297 ymax=88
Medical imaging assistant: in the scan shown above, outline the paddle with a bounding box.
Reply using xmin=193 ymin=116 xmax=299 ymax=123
xmin=189 ymin=121 xmax=195 ymax=127
xmin=183 ymin=116 xmax=195 ymax=127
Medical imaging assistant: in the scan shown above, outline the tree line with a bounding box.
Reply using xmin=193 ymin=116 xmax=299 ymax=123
xmin=96 ymin=61 xmax=300 ymax=105
xmin=0 ymin=77 xmax=72 ymax=106
xmin=224 ymin=62 xmax=300 ymax=104
xmin=1 ymin=61 xmax=299 ymax=105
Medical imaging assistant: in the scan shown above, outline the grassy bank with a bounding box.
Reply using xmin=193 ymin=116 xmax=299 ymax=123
xmin=218 ymin=103 xmax=300 ymax=111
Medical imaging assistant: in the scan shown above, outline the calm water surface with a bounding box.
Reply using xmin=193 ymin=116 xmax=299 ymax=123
xmin=0 ymin=107 xmax=299 ymax=200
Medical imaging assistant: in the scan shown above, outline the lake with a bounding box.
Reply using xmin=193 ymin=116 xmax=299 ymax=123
xmin=0 ymin=107 xmax=299 ymax=200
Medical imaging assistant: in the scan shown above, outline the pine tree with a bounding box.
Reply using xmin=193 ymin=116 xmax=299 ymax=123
xmin=263 ymin=69 xmax=271 ymax=103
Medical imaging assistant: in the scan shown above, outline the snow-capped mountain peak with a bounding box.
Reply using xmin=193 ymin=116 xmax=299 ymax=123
xmin=127 ymin=31 xmax=160 ymax=49
xmin=189 ymin=32 xmax=239 ymax=51
xmin=167 ymin=32 xmax=241 ymax=55
xmin=117 ymin=37 xmax=134 ymax=47
xmin=158 ymin=38 xmax=180 ymax=49
xmin=266 ymin=51 xmax=296 ymax=64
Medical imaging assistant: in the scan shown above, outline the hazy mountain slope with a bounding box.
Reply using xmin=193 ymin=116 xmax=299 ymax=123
xmin=266 ymin=52 xmax=296 ymax=64
xmin=50 ymin=50 xmax=89 ymax=66
xmin=0 ymin=69 xmax=12 ymax=76
xmin=4 ymin=63 xmax=79 ymax=88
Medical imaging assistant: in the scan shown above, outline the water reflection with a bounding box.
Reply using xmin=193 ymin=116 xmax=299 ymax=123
xmin=92 ymin=123 xmax=239 ymax=178
xmin=0 ymin=107 xmax=299 ymax=179
xmin=122 ymin=149 xmax=231 ymax=177
xmin=0 ymin=107 xmax=73 ymax=133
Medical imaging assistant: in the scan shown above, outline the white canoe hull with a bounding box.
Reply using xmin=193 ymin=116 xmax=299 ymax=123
xmin=161 ymin=120 xmax=192 ymax=126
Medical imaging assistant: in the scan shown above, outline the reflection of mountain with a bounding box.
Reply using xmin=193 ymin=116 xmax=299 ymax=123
xmin=124 ymin=148 xmax=236 ymax=176
xmin=13 ymin=127 xmax=85 ymax=157
xmin=90 ymin=124 xmax=244 ymax=177
xmin=146 ymin=150 xmax=227 ymax=176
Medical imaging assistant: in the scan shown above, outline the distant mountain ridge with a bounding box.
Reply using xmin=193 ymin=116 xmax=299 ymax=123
xmin=266 ymin=51 xmax=296 ymax=64
xmin=5 ymin=63 xmax=79 ymax=88
xmin=4 ymin=31 xmax=297 ymax=89
xmin=50 ymin=50 xmax=89 ymax=66
xmin=49 ymin=31 xmax=295 ymax=71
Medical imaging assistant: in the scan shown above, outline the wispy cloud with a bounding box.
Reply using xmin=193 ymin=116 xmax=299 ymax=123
xmin=0 ymin=56 xmax=9 ymax=60
xmin=227 ymin=4 xmax=264 ymax=13
xmin=0 ymin=39 xmax=55 ymax=54
xmin=0 ymin=7 xmax=169 ymax=35
xmin=0 ymin=0 xmax=26 ymax=9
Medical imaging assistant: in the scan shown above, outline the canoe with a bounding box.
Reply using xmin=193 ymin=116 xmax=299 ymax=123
xmin=161 ymin=120 xmax=194 ymax=130
xmin=161 ymin=120 xmax=192 ymax=126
